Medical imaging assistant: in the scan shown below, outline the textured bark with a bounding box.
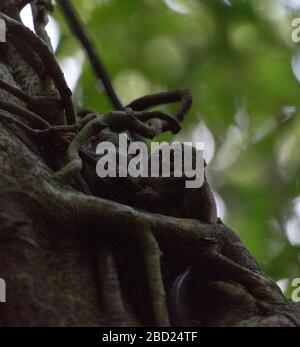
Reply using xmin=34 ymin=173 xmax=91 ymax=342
xmin=0 ymin=1 xmax=300 ymax=327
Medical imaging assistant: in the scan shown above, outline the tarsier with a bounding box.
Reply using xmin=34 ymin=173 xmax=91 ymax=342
xmin=136 ymin=145 xmax=217 ymax=224
xmin=76 ymin=112 xmax=218 ymax=224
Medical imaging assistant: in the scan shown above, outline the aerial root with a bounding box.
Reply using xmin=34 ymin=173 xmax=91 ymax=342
xmin=97 ymin=239 xmax=129 ymax=326
xmin=135 ymin=225 xmax=170 ymax=327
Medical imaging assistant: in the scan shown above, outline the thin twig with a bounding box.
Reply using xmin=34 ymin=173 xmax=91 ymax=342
xmin=0 ymin=77 xmax=63 ymax=117
xmin=127 ymin=89 xmax=192 ymax=122
xmin=0 ymin=111 xmax=75 ymax=139
xmin=103 ymin=111 xmax=161 ymax=138
xmin=31 ymin=0 xmax=54 ymax=52
xmin=58 ymin=0 xmax=123 ymax=111
xmin=132 ymin=110 xmax=181 ymax=134
xmin=0 ymin=78 xmax=32 ymax=104
xmin=0 ymin=111 xmax=42 ymax=136
xmin=0 ymin=99 xmax=49 ymax=128
xmin=0 ymin=98 xmax=97 ymax=169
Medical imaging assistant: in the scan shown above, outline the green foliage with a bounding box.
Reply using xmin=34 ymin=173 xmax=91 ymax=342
xmin=51 ymin=0 xmax=300 ymax=295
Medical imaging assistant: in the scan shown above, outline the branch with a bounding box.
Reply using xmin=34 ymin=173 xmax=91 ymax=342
xmin=0 ymin=99 xmax=97 ymax=172
xmin=127 ymin=89 xmax=193 ymax=123
xmin=58 ymin=0 xmax=123 ymax=111
xmin=126 ymin=90 xmax=192 ymax=134
xmin=0 ymin=99 xmax=49 ymax=128
xmin=31 ymin=0 xmax=54 ymax=52
xmin=0 ymin=78 xmax=32 ymax=104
